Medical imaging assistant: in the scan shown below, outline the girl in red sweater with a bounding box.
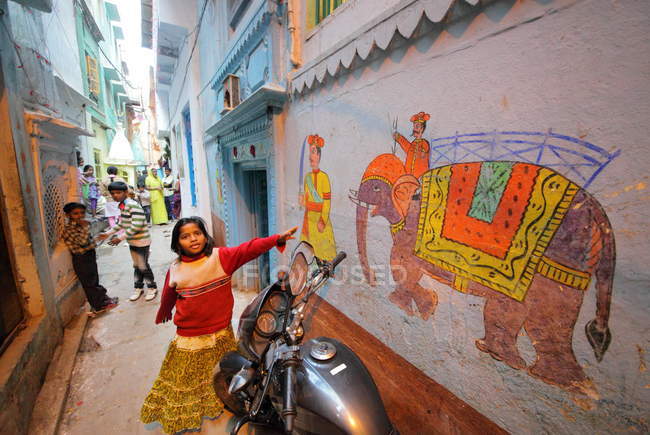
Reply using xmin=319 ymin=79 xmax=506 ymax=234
xmin=141 ymin=217 xmax=296 ymax=434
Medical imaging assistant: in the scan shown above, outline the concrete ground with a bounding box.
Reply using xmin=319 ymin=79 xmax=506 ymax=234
xmin=57 ymin=223 xmax=267 ymax=435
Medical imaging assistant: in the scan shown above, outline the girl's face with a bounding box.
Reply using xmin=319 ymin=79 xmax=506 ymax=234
xmin=178 ymin=222 xmax=207 ymax=256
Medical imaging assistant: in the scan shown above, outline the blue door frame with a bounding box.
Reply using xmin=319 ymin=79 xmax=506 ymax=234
xmin=182 ymin=106 xmax=197 ymax=207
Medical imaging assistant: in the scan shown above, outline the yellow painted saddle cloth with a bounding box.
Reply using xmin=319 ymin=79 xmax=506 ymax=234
xmin=414 ymin=162 xmax=585 ymax=301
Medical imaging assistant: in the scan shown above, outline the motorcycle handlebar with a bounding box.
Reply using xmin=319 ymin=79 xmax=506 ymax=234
xmin=282 ymin=358 xmax=299 ymax=432
xmin=330 ymin=251 xmax=347 ymax=270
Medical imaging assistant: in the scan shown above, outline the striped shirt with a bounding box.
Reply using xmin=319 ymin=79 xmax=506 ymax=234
xmin=103 ymin=198 xmax=151 ymax=247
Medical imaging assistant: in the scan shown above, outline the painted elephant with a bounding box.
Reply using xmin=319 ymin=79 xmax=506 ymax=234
xmin=349 ymin=154 xmax=614 ymax=395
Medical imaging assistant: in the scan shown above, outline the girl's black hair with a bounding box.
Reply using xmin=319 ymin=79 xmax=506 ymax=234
xmin=107 ymin=166 xmax=118 ymax=175
xmin=83 ymin=164 xmax=93 ymax=172
xmin=171 ymin=216 xmax=215 ymax=257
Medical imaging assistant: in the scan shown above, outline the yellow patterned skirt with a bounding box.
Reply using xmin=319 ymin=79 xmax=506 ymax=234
xmin=140 ymin=327 xmax=237 ymax=434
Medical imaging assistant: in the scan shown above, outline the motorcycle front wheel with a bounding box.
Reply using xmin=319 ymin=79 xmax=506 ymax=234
xmin=213 ymin=370 xmax=248 ymax=415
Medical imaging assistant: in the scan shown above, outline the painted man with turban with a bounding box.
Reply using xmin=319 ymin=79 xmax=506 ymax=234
xmin=393 ymin=112 xmax=431 ymax=179
xmin=299 ymin=134 xmax=337 ymax=261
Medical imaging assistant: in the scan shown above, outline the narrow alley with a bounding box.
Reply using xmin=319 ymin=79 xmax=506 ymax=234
xmin=58 ymin=224 xmax=261 ymax=435
xmin=1 ymin=0 xmax=649 ymax=433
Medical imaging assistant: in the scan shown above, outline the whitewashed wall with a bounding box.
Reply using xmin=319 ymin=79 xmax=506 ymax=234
xmin=281 ymin=0 xmax=650 ymax=432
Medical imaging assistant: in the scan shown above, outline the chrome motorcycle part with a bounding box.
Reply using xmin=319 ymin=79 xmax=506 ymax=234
xmin=267 ymin=292 xmax=288 ymax=311
xmin=213 ymin=369 xmax=248 ymax=415
xmin=228 ymin=366 xmax=255 ymax=394
xmin=289 ymin=252 xmax=308 ymax=297
xmin=309 ymin=340 xmax=337 ymax=361
xmin=255 ymin=311 xmax=277 ymax=336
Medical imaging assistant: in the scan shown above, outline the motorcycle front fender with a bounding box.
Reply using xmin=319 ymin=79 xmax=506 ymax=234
xmin=295 ymin=337 xmax=393 ymax=435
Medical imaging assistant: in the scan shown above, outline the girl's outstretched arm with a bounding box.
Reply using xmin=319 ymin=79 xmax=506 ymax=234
xmin=220 ymin=227 xmax=297 ymax=275
xmin=155 ymin=270 xmax=177 ymax=324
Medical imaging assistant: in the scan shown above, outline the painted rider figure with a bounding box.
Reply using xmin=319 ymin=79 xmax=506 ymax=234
xmin=299 ymin=134 xmax=337 ymax=261
xmin=393 ymin=111 xmax=431 ymax=179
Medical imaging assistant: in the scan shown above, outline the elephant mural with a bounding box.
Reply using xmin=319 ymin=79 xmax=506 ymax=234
xmin=349 ymin=155 xmax=615 ymax=396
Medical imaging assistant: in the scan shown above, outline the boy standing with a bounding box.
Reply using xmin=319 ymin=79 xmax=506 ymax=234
xmin=162 ymin=167 xmax=175 ymax=220
xmin=97 ymin=181 xmax=158 ymax=302
xmin=136 ymin=183 xmax=151 ymax=225
xmin=62 ymin=202 xmax=118 ymax=313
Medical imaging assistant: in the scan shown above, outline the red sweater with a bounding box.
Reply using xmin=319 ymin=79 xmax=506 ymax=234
xmin=155 ymin=235 xmax=282 ymax=337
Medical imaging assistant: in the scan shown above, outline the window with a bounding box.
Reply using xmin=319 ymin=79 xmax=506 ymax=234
xmin=308 ymin=0 xmax=348 ymax=28
xmin=94 ymin=149 xmax=102 ymax=177
xmin=85 ymin=53 xmax=100 ymax=101
xmin=222 ymin=74 xmax=241 ymax=113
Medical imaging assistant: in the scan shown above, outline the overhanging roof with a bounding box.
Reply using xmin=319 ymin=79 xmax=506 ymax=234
xmin=111 ymin=81 xmax=126 ymax=95
xmin=104 ymin=66 xmax=120 ymax=81
xmin=105 ymin=2 xmax=120 ymax=22
xmin=141 ymin=0 xmax=153 ymax=48
xmin=113 ymin=25 xmax=124 ymax=40
xmin=290 ymin=0 xmax=481 ymax=94
xmin=206 ymin=84 xmax=287 ymax=139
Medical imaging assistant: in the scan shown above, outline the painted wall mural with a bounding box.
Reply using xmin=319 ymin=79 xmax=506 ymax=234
xmin=349 ymin=120 xmax=620 ymax=397
xmin=299 ymin=134 xmax=337 ymax=261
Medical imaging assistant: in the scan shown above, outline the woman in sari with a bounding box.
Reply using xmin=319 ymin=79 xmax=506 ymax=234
xmin=146 ymin=168 xmax=169 ymax=225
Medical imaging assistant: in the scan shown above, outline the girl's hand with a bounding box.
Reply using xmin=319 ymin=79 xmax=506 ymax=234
xmin=278 ymin=226 xmax=298 ymax=244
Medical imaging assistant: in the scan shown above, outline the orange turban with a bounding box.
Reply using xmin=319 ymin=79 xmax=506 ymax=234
xmin=307 ymin=134 xmax=325 ymax=148
xmin=410 ymin=112 xmax=430 ymax=123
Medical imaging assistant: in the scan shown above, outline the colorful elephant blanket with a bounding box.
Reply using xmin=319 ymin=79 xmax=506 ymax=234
xmin=414 ymin=162 xmax=584 ymax=301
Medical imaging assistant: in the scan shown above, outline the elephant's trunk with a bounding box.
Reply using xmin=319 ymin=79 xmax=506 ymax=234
xmin=356 ymin=204 xmax=376 ymax=286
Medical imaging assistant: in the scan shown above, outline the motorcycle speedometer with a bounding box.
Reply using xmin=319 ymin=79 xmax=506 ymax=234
xmin=255 ymin=311 xmax=277 ymax=337
xmin=268 ymin=293 xmax=288 ymax=311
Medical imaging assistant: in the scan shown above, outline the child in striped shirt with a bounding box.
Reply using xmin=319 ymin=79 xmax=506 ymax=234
xmin=97 ymin=181 xmax=158 ymax=302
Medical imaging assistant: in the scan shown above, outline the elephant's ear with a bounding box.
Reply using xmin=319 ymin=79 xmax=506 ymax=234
xmin=391 ymin=175 xmax=420 ymax=219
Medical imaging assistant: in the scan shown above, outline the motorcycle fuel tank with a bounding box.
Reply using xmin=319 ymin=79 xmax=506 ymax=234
xmin=293 ymin=337 xmax=394 ymax=435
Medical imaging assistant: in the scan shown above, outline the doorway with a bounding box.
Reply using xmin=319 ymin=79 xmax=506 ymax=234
xmin=0 ymin=205 xmax=25 ymax=355
xmin=245 ymin=169 xmax=269 ymax=288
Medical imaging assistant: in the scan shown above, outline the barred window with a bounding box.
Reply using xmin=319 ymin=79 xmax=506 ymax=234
xmin=43 ymin=176 xmax=65 ymax=250
xmin=309 ymin=0 xmax=348 ymax=29
xmin=85 ymin=53 xmax=100 ymax=101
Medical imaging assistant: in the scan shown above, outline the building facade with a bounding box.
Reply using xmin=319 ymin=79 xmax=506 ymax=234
xmin=0 ymin=0 xmax=99 ymax=431
xmin=75 ymin=0 xmax=144 ymax=186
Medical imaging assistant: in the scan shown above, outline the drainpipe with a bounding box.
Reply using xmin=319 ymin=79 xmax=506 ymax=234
xmin=285 ymin=0 xmax=301 ymax=68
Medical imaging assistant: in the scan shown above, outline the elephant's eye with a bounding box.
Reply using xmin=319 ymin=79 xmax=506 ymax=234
xmin=372 ymin=186 xmax=381 ymax=192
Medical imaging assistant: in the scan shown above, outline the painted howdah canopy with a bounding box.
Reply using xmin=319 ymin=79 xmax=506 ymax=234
xmin=414 ymin=162 xmax=587 ymax=301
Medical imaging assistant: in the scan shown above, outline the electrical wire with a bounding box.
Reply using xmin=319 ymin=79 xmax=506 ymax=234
xmin=97 ymin=42 xmax=139 ymax=90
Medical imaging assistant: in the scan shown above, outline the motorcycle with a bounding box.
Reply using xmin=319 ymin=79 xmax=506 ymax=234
xmin=213 ymin=242 xmax=397 ymax=434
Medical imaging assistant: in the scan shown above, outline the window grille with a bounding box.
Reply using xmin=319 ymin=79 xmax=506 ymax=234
xmin=85 ymin=54 xmax=100 ymax=101
xmin=42 ymin=175 xmax=65 ymax=250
